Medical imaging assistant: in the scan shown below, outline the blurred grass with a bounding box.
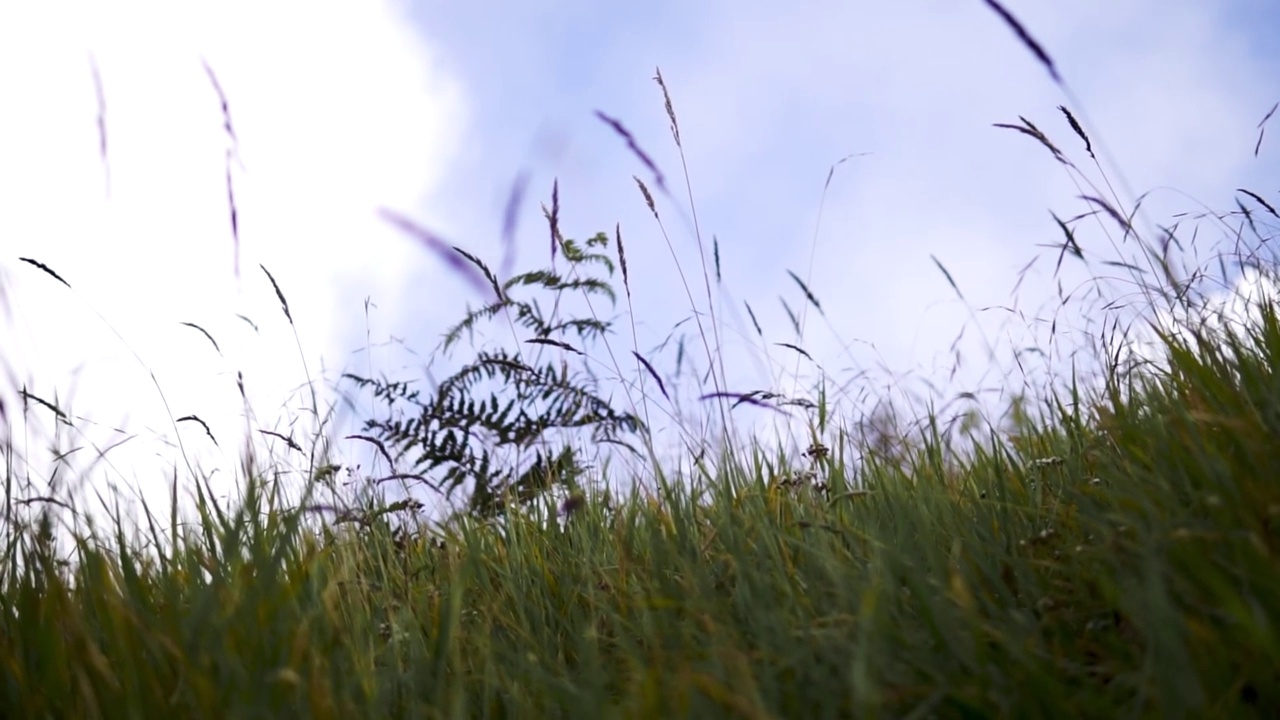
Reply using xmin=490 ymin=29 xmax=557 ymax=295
xmin=3 ymin=290 xmax=1279 ymax=717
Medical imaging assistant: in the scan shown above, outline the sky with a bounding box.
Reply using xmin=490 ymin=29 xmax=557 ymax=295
xmin=1 ymin=0 xmax=1277 ymax=533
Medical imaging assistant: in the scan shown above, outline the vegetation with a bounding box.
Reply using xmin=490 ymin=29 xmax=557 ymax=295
xmin=2 ymin=3 xmax=1278 ymax=717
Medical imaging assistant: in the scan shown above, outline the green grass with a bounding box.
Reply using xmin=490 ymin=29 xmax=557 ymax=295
xmin=4 ymin=3 xmax=1280 ymax=716
xmin=3 ymin=300 xmax=1280 ymax=717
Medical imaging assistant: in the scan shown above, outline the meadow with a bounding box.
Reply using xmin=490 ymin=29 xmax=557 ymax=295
xmin=2 ymin=5 xmax=1279 ymax=718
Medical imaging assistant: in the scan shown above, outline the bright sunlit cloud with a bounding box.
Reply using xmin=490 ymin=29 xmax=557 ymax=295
xmin=0 ymin=0 xmax=466 ymax=527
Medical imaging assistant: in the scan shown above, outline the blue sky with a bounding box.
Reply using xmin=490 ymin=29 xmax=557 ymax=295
xmin=2 ymin=0 xmax=1277 ymax=527
xmin=396 ymin=0 xmax=1280 ymax=392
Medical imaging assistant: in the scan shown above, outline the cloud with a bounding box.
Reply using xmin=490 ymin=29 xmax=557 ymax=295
xmin=0 ymin=0 xmax=466 ymax=525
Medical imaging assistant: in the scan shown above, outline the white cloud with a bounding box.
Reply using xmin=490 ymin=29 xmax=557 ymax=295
xmin=0 ymin=0 xmax=466 ymax=528
xmin=1123 ymin=264 xmax=1280 ymax=373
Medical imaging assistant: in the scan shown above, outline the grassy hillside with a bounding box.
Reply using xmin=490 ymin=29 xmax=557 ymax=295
xmin=4 ymin=290 xmax=1280 ymax=717
xmin=3 ymin=5 xmax=1279 ymax=717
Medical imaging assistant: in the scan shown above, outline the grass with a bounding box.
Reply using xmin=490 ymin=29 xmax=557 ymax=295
xmin=5 ymin=306 xmax=1280 ymax=717
xmin=3 ymin=3 xmax=1280 ymax=717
